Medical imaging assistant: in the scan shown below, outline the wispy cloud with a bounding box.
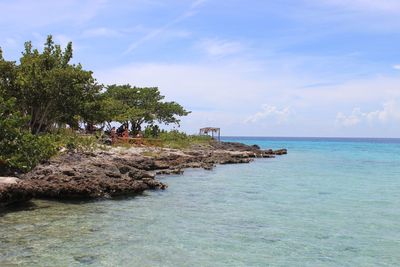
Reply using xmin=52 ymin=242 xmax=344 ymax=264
xmin=0 ymin=0 xmax=107 ymax=28
xmin=197 ymin=38 xmax=244 ymax=57
xmin=81 ymin=27 xmax=123 ymax=38
xmin=316 ymin=0 xmax=400 ymax=13
xmin=191 ymin=0 xmax=207 ymax=9
xmin=336 ymin=100 xmax=400 ymax=127
xmin=125 ymin=0 xmax=206 ymax=53
xmin=303 ymin=0 xmax=400 ymax=33
xmin=393 ymin=65 xmax=400 ymax=70
xmin=244 ymin=105 xmax=291 ymax=124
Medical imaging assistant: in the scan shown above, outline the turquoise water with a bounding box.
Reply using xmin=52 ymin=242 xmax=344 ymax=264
xmin=1 ymin=137 xmax=400 ymax=266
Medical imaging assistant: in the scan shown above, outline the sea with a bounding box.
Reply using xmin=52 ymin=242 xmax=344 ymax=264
xmin=1 ymin=137 xmax=399 ymax=266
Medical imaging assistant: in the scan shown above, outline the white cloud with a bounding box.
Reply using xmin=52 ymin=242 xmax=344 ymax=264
xmin=197 ymin=38 xmax=244 ymax=57
xmin=336 ymin=109 xmax=362 ymax=126
xmin=244 ymin=105 xmax=291 ymax=124
xmin=336 ymin=101 xmax=400 ymax=127
xmin=393 ymin=65 xmax=400 ymax=70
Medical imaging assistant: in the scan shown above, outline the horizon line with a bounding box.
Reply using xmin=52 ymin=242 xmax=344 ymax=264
xmin=220 ymin=136 xmax=400 ymax=139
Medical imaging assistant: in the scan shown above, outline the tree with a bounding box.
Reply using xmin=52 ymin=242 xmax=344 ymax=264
xmin=4 ymin=35 xmax=100 ymax=133
xmin=80 ymin=94 xmax=121 ymax=131
xmin=105 ymin=84 xmax=190 ymax=134
xmin=0 ymin=96 xmax=56 ymax=175
xmin=0 ymin=48 xmax=18 ymax=101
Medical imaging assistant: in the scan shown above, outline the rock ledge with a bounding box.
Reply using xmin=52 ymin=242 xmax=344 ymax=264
xmin=1 ymin=141 xmax=287 ymax=208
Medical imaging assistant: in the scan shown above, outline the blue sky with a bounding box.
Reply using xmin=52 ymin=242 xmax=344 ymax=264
xmin=1 ymin=0 xmax=400 ymax=137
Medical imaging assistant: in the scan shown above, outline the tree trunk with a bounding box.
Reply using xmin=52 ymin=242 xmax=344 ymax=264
xmin=34 ymin=102 xmax=52 ymax=134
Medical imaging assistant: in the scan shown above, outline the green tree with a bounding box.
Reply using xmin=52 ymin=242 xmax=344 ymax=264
xmin=0 ymin=97 xmax=56 ymax=175
xmin=80 ymin=94 xmax=121 ymax=131
xmin=0 ymin=48 xmax=18 ymax=101
xmin=4 ymin=35 xmax=100 ymax=133
xmin=105 ymin=84 xmax=190 ymax=134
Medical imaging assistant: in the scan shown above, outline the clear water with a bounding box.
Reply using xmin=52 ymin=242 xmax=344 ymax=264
xmin=1 ymin=137 xmax=400 ymax=266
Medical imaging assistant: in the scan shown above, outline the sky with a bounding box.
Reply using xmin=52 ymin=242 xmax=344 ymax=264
xmin=1 ymin=0 xmax=400 ymax=137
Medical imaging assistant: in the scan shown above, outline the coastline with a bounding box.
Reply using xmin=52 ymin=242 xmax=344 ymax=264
xmin=0 ymin=141 xmax=286 ymax=210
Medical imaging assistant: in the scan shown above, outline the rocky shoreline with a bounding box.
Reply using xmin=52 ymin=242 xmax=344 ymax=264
xmin=0 ymin=141 xmax=286 ymax=209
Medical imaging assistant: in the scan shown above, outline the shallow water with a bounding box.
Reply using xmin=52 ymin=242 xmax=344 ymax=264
xmin=1 ymin=137 xmax=400 ymax=266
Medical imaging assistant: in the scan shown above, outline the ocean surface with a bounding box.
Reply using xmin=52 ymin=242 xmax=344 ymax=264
xmin=1 ymin=137 xmax=400 ymax=266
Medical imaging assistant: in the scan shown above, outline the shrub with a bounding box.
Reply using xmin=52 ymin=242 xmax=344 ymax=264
xmin=157 ymin=130 xmax=212 ymax=149
xmin=0 ymin=97 xmax=58 ymax=174
xmin=51 ymin=129 xmax=99 ymax=152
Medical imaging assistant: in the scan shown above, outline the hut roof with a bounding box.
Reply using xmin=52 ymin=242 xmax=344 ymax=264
xmin=199 ymin=127 xmax=220 ymax=132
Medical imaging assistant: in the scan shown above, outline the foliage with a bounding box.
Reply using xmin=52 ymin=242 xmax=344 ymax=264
xmin=0 ymin=48 xmax=17 ymax=99
xmin=105 ymin=84 xmax=190 ymax=134
xmin=80 ymin=94 xmax=121 ymax=129
xmin=143 ymin=125 xmax=160 ymax=138
xmin=158 ymin=130 xmax=212 ymax=149
xmin=0 ymin=97 xmax=100 ymax=174
xmin=0 ymin=97 xmax=57 ymax=174
xmin=51 ymin=129 xmax=99 ymax=152
xmin=1 ymin=35 xmax=100 ymax=134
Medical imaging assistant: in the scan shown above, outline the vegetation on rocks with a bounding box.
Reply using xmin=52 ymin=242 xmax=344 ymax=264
xmin=158 ymin=130 xmax=212 ymax=149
